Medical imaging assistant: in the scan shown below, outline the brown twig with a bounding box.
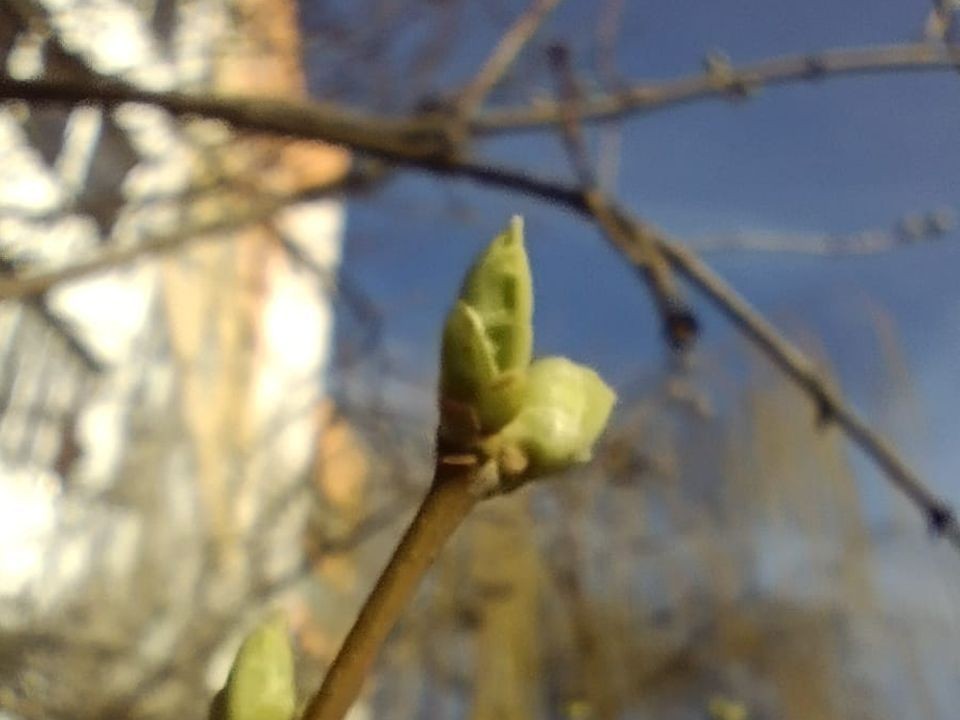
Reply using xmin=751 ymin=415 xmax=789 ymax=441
xmin=592 ymin=0 xmax=627 ymax=191
xmin=472 ymin=42 xmax=960 ymax=133
xmin=4 ymin=42 xmax=960 ymax=160
xmin=0 ymin=169 xmax=373 ymax=301
xmin=0 ymin=75 xmax=456 ymax=162
xmin=456 ymin=0 xmax=563 ymax=119
xmin=690 ymin=209 xmax=956 ymax=255
xmin=547 ymin=43 xmax=697 ymax=350
xmin=645 ymin=227 xmax=960 ymax=548
xmin=925 ymin=1 xmax=959 ymax=42
xmin=301 ymin=458 xmax=480 ymax=720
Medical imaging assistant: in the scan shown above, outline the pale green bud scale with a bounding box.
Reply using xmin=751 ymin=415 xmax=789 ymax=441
xmin=498 ymin=356 xmax=616 ymax=478
xmin=210 ymin=614 xmax=296 ymax=720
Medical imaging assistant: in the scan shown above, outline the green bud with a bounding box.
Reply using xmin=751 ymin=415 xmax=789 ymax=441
xmin=708 ymin=696 xmax=749 ymax=720
xmin=441 ymin=301 xmax=498 ymax=401
xmin=440 ymin=216 xmax=533 ymax=437
xmin=458 ymin=215 xmax=533 ymax=374
xmin=210 ymin=614 xmax=296 ymax=720
xmin=496 ymin=357 xmax=616 ymax=479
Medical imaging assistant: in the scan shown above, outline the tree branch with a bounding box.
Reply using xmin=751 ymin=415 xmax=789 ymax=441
xmin=690 ymin=209 xmax=956 ymax=255
xmin=6 ymin=42 xmax=960 ymax=155
xmin=547 ymin=42 xmax=697 ymax=350
xmin=301 ymin=458 xmax=480 ymax=720
xmin=2 ymin=52 xmax=957 ymax=551
xmin=456 ymin=0 xmax=563 ymax=118
xmin=472 ymin=42 xmax=960 ymax=133
xmin=0 ymin=170 xmax=373 ymax=300
xmin=0 ymin=76 xmax=455 ymax=163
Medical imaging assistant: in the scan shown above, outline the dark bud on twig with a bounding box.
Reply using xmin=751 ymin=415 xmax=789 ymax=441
xmin=663 ymin=301 xmax=700 ymax=352
xmin=803 ymin=56 xmax=828 ymax=80
xmin=812 ymin=386 xmax=836 ymax=428
xmin=927 ymin=502 xmax=955 ymax=537
xmin=545 ymin=41 xmax=570 ymax=67
xmin=414 ymin=93 xmax=457 ymax=117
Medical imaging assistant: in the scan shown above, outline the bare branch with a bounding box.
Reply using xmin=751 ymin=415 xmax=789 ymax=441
xmin=692 ymin=208 xmax=957 ymax=255
xmin=547 ymin=42 xmax=697 ymax=350
xmin=456 ymin=0 xmax=563 ymax=118
xmin=1 ymin=55 xmax=957 ymax=551
xmin=925 ymin=0 xmax=959 ymax=42
xmin=633 ymin=215 xmax=960 ymax=549
xmin=0 ymin=75 xmax=455 ymax=162
xmin=0 ymin=170 xmax=371 ymax=300
xmin=6 ymin=41 xmax=960 ymax=159
xmin=472 ymin=42 xmax=960 ymax=133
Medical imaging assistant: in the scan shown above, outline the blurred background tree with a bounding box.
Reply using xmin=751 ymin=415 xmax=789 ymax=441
xmin=1 ymin=1 xmax=959 ymax=719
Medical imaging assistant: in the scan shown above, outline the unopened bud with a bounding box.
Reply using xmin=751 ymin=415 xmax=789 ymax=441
xmin=497 ymin=356 xmax=616 ymax=479
xmin=210 ymin=614 xmax=296 ymax=720
xmin=440 ymin=216 xmax=533 ymax=437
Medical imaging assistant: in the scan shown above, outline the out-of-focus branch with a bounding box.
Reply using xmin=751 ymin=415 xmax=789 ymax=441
xmin=2 ymin=50 xmax=958 ymax=550
xmin=0 ymin=76 xmax=457 ymax=162
xmin=592 ymin=0 xmax=627 ymax=190
xmin=547 ymin=43 xmax=697 ymax=351
xmin=0 ymin=168 xmax=378 ymax=300
xmin=692 ymin=208 xmax=957 ymax=255
xmin=6 ymin=43 xmax=960 ymax=153
xmin=648 ymin=232 xmax=960 ymax=548
xmin=0 ymin=255 xmax=103 ymax=370
xmin=456 ymin=0 xmax=563 ymax=118
xmin=472 ymin=42 xmax=960 ymax=133
xmin=925 ymin=1 xmax=959 ymax=42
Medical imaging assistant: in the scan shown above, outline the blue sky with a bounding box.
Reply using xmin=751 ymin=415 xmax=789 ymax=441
xmin=318 ymin=1 xmax=960 ymax=509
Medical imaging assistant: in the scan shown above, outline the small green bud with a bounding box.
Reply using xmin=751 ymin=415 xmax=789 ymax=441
xmin=441 ymin=301 xmax=498 ymax=401
xmin=496 ymin=357 xmax=616 ymax=479
xmin=458 ymin=215 xmax=533 ymax=375
xmin=210 ymin=614 xmax=296 ymax=720
xmin=440 ymin=216 xmax=533 ymax=437
xmin=708 ymin=696 xmax=749 ymax=720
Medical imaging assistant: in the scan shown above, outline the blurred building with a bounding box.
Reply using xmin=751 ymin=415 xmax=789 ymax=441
xmin=0 ymin=0 xmax=352 ymax=717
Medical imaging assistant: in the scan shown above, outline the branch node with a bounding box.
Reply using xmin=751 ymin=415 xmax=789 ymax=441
xmin=803 ymin=56 xmax=829 ymax=79
xmin=663 ymin=300 xmax=700 ymax=351
xmin=811 ymin=385 xmax=836 ymax=428
xmin=928 ymin=502 xmax=955 ymax=537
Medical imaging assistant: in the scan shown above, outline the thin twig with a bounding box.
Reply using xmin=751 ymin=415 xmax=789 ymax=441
xmin=8 ymin=42 xmax=960 ymax=152
xmin=622 ymin=210 xmax=960 ymax=549
xmin=0 ymin=170 xmax=372 ymax=300
xmin=694 ymin=234 xmax=927 ymax=256
xmin=0 ymin=255 xmax=103 ymax=370
xmin=472 ymin=42 xmax=960 ymax=133
xmin=691 ymin=214 xmax=956 ymax=256
xmin=547 ymin=43 xmax=697 ymax=350
xmin=4 ymin=41 xmax=960 ymax=159
xmin=456 ymin=0 xmax=563 ymax=118
xmin=591 ymin=0 xmax=627 ymax=190
xmin=0 ymin=75 xmax=456 ymax=162
xmin=925 ymin=0 xmax=959 ymax=42
xmin=302 ymin=458 xmax=480 ymax=720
